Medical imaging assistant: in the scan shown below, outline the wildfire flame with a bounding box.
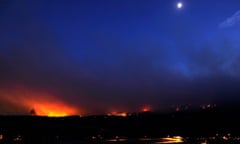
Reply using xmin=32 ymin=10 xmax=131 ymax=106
xmin=29 ymin=100 xmax=78 ymax=117
xmin=0 ymin=85 xmax=80 ymax=117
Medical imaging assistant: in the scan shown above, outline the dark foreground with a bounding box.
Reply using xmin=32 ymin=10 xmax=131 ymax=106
xmin=1 ymin=106 xmax=240 ymax=144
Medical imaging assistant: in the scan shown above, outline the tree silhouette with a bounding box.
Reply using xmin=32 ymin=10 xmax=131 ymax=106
xmin=30 ymin=109 xmax=36 ymax=116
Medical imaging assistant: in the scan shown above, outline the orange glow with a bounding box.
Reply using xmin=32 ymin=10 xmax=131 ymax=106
xmin=142 ymin=106 xmax=151 ymax=112
xmin=138 ymin=136 xmax=184 ymax=143
xmin=0 ymin=85 xmax=80 ymax=117
xmin=106 ymin=138 xmax=128 ymax=142
xmin=30 ymin=101 xmax=78 ymax=117
xmin=108 ymin=111 xmax=127 ymax=117
xmin=160 ymin=136 xmax=184 ymax=143
xmin=119 ymin=112 xmax=127 ymax=117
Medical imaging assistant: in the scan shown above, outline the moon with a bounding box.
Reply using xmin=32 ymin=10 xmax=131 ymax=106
xmin=177 ymin=2 xmax=183 ymax=9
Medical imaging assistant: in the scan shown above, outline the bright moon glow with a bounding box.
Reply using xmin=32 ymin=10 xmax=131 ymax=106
xmin=177 ymin=2 xmax=183 ymax=9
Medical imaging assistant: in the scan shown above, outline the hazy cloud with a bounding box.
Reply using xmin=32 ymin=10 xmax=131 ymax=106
xmin=219 ymin=10 xmax=240 ymax=28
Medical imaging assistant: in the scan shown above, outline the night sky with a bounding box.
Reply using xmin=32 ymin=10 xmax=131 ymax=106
xmin=1 ymin=0 xmax=240 ymax=116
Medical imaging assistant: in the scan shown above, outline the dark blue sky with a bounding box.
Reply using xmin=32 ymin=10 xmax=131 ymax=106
xmin=1 ymin=0 xmax=240 ymax=115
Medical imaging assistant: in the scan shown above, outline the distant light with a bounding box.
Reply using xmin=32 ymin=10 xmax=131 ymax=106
xmin=176 ymin=107 xmax=180 ymax=112
xmin=108 ymin=112 xmax=127 ymax=117
xmin=161 ymin=136 xmax=184 ymax=143
xmin=142 ymin=108 xmax=150 ymax=112
xmin=92 ymin=136 xmax=96 ymax=140
xmin=120 ymin=112 xmax=127 ymax=117
xmin=177 ymin=2 xmax=183 ymax=9
xmin=222 ymin=136 xmax=228 ymax=140
xmin=47 ymin=112 xmax=67 ymax=117
xmin=13 ymin=135 xmax=23 ymax=142
xmin=141 ymin=106 xmax=151 ymax=112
